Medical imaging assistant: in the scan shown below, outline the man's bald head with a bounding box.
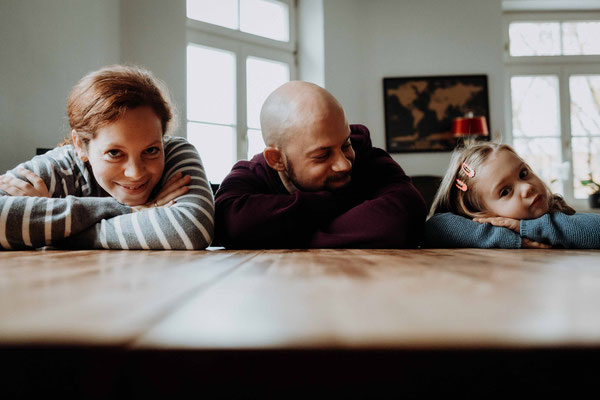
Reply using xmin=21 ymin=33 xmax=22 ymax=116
xmin=260 ymin=81 xmax=347 ymax=149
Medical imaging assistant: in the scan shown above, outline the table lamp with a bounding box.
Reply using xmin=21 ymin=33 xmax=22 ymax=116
xmin=452 ymin=111 xmax=489 ymax=137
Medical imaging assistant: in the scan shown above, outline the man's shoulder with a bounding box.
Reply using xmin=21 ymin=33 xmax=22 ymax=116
xmin=349 ymin=124 xmax=373 ymax=151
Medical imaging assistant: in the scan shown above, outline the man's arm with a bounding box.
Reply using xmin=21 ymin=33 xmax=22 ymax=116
xmin=521 ymin=212 xmax=600 ymax=249
xmin=62 ymin=138 xmax=215 ymax=250
xmin=215 ymin=168 xmax=343 ymax=248
xmin=308 ymin=148 xmax=427 ymax=248
xmin=425 ymin=213 xmax=522 ymax=248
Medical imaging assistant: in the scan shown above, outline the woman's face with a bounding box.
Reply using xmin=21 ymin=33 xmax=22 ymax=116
xmin=74 ymin=106 xmax=165 ymax=206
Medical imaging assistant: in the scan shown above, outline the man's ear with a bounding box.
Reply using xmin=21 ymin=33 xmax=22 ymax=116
xmin=71 ymin=130 xmax=88 ymax=162
xmin=263 ymin=146 xmax=285 ymax=171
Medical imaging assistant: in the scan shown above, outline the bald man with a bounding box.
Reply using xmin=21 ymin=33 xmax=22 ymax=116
xmin=214 ymin=81 xmax=426 ymax=248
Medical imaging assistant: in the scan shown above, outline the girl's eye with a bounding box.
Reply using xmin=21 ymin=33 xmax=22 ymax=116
xmin=500 ymin=187 xmax=511 ymax=197
xmin=519 ymin=168 xmax=529 ymax=179
xmin=107 ymin=149 xmax=122 ymax=158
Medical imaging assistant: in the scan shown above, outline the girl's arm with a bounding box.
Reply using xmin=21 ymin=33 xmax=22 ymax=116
xmin=520 ymin=212 xmax=600 ymax=249
xmin=62 ymin=137 xmax=215 ymax=250
xmin=425 ymin=212 xmax=522 ymax=248
xmin=0 ymin=148 xmax=132 ymax=249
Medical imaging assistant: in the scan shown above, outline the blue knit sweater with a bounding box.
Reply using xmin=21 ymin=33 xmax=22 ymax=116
xmin=425 ymin=212 xmax=600 ymax=249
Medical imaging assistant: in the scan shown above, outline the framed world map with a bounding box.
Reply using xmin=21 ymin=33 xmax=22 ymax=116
xmin=383 ymin=74 xmax=490 ymax=153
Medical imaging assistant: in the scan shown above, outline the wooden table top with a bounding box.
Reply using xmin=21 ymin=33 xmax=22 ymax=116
xmin=2 ymin=248 xmax=600 ymax=350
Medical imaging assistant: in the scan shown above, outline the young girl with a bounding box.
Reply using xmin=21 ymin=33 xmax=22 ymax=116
xmin=426 ymin=141 xmax=600 ymax=249
xmin=0 ymin=65 xmax=214 ymax=250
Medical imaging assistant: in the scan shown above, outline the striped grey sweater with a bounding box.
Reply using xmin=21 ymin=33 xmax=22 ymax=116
xmin=0 ymin=136 xmax=214 ymax=250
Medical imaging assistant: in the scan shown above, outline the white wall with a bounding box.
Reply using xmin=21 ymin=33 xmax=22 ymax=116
xmin=317 ymin=0 xmax=505 ymax=177
xmin=120 ymin=0 xmax=187 ymax=136
xmin=0 ymin=0 xmax=120 ymax=173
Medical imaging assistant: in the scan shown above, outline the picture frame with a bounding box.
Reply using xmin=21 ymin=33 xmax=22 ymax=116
xmin=383 ymin=74 xmax=490 ymax=153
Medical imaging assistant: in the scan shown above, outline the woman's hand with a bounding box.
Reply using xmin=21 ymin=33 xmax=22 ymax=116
xmin=473 ymin=216 xmax=520 ymax=233
xmin=0 ymin=167 xmax=50 ymax=197
xmin=132 ymin=172 xmax=191 ymax=212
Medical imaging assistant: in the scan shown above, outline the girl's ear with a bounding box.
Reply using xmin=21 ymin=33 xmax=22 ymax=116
xmin=263 ymin=147 xmax=285 ymax=171
xmin=71 ymin=130 xmax=88 ymax=162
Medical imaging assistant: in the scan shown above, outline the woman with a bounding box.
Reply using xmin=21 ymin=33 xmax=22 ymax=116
xmin=0 ymin=65 xmax=214 ymax=250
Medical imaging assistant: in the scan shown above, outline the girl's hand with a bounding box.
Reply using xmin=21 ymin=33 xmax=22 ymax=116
xmin=473 ymin=216 xmax=520 ymax=233
xmin=521 ymin=238 xmax=552 ymax=249
xmin=0 ymin=167 xmax=50 ymax=197
xmin=132 ymin=172 xmax=190 ymax=212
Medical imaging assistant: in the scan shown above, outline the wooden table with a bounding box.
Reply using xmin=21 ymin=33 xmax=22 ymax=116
xmin=2 ymin=248 xmax=600 ymax=396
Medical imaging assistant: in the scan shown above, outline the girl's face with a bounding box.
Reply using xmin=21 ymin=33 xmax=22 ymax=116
xmin=475 ymin=149 xmax=549 ymax=219
xmin=74 ymin=106 xmax=165 ymax=206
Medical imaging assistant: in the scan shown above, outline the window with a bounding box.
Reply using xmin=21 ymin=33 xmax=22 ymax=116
xmin=505 ymin=12 xmax=600 ymax=208
xmin=186 ymin=0 xmax=296 ymax=183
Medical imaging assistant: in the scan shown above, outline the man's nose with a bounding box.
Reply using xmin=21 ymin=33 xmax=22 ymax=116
xmin=331 ymin=150 xmax=352 ymax=172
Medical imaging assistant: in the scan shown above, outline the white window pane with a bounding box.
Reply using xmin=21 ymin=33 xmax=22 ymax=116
xmin=572 ymin=137 xmax=600 ymax=199
xmin=246 ymin=56 xmax=290 ymax=129
xmin=511 ymin=76 xmax=560 ymax=137
xmin=509 ymin=22 xmax=561 ymax=56
xmin=570 ymin=75 xmax=600 ymax=136
xmin=187 ymin=122 xmax=236 ymax=183
xmin=247 ymin=128 xmax=265 ymax=159
xmin=187 ymin=44 xmax=236 ymax=125
xmin=562 ymin=22 xmax=600 ymax=55
xmin=240 ymin=0 xmax=289 ymax=42
xmin=513 ymin=138 xmax=563 ymax=194
xmin=186 ymin=0 xmax=238 ymax=29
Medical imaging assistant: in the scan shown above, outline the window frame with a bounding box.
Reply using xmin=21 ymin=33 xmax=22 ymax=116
xmin=186 ymin=0 xmax=297 ymax=169
xmin=504 ymin=11 xmax=600 ymax=209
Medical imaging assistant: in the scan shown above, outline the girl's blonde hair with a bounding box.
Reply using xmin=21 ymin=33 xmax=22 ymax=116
xmin=429 ymin=141 xmax=575 ymax=218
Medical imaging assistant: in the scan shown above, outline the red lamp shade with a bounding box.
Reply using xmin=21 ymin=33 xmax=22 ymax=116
xmin=452 ymin=116 xmax=489 ymax=136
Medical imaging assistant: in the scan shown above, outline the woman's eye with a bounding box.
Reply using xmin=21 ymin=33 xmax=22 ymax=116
xmin=145 ymin=147 xmax=160 ymax=156
xmin=107 ymin=149 xmax=121 ymax=158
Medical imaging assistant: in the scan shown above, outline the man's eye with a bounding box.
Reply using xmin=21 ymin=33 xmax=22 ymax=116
xmin=342 ymin=143 xmax=352 ymax=151
xmin=314 ymin=153 xmax=329 ymax=160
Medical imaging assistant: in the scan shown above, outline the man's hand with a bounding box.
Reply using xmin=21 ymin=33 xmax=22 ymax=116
xmin=0 ymin=167 xmax=50 ymax=197
xmin=473 ymin=216 xmax=520 ymax=233
xmin=132 ymin=172 xmax=190 ymax=212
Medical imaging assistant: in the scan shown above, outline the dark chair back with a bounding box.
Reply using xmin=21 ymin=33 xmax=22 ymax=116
xmin=410 ymin=175 xmax=442 ymax=213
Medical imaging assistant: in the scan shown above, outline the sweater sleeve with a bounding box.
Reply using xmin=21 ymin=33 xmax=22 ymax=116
xmin=425 ymin=212 xmax=522 ymax=248
xmin=308 ymin=147 xmax=427 ymax=248
xmin=215 ymin=169 xmax=341 ymax=249
xmin=520 ymin=212 xmax=600 ymax=249
xmin=0 ymin=149 xmax=132 ymax=249
xmin=62 ymin=137 xmax=215 ymax=250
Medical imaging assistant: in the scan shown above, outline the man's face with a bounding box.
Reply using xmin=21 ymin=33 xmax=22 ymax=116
xmin=476 ymin=149 xmax=549 ymax=219
xmin=281 ymin=108 xmax=355 ymax=192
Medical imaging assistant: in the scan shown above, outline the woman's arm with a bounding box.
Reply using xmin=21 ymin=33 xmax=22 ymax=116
xmin=0 ymin=148 xmax=132 ymax=249
xmin=62 ymin=137 xmax=215 ymax=250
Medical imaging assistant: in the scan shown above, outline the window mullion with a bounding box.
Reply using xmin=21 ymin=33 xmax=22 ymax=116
xmin=559 ymin=68 xmax=575 ymax=202
xmin=236 ymin=45 xmax=248 ymax=161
